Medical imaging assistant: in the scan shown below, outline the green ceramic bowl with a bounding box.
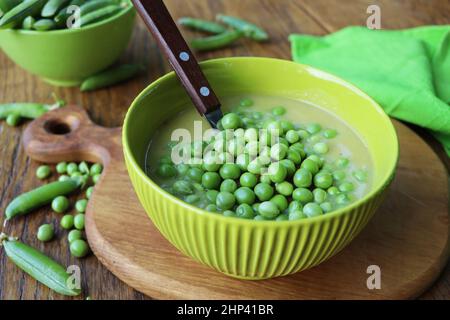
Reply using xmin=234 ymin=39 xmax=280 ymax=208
xmin=123 ymin=57 xmax=398 ymax=280
xmin=0 ymin=6 xmax=135 ymax=87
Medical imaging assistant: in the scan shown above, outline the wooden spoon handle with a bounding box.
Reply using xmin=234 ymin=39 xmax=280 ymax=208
xmin=22 ymin=105 xmax=121 ymax=166
xmin=131 ymin=0 xmax=221 ymax=116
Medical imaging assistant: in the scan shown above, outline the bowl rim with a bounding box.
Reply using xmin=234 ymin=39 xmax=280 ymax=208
xmin=1 ymin=3 xmax=134 ymax=36
xmin=123 ymin=57 xmax=399 ymax=225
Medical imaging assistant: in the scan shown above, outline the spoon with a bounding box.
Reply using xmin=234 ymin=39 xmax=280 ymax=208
xmin=131 ymin=0 xmax=223 ymax=128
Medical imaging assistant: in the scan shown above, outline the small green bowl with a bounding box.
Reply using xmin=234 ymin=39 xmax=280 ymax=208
xmin=123 ymin=57 xmax=398 ymax=280
xmin=0 ymin=6 xmax=135 ymax=87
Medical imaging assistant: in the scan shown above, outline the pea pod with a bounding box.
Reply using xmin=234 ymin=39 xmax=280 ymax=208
xmin=41 ymin=0 xmax=70 ymax=18
xmin=178 ymin=17 xmax=227 ymax=34
xmin=6 ymin=113 xmax=21 ymax=126
xmin=0 ymin=0 xmax=47 ymax=29
xmin=79 ymin=4 xmax=121 ymax=27
xmin=33 ymin=18 xmax=57 ymax=31
xmin=5 ymin=178 xmax=82 ymax=220
xmin=0 ymin=101 xmax=63 ymax=121
xmin=79 ymin=0 xmax=118 ymax=15
xmin=80 ymin=63 xmax=144 ymax=91
xmin=190 ymin=30 xmax=243 ymax=51
xmin=216 ymin=14 xmax=269 ymax=41
xmin=22 ymin=15 xmax=35 ymax=29
xmin=0 ymin=0 xmax=21 ymax=14
xmin=1 ymin=234 xmax=81 ymax=296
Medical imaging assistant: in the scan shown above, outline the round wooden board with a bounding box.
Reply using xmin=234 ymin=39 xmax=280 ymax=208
xmin=23 ymin=106 xmax=449 ymax=299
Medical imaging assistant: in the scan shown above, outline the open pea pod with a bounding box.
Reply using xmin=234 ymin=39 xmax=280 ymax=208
xmin=0 ymin=0 xmax=22 ymax=14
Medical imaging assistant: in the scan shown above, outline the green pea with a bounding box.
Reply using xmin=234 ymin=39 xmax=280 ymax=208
xmin=205 ymin=204 xmax=218 ymax=212
xmin=292 ymin=187 xmax=313 ymax=204
xmin=219 ymin=163 xmax=241 ymax=179
xmin=78 ymin=161 xmax=90 ymax=174
xmin=68 ymin=229 xmax=83 ymax=244
xmin=70 ymin=239 xmax=90 ymax=258
xmin=307 ymin=155 xmax=323 ymax=168
xmin=71 ymin=172 xmax=82 ymax=178
xmin=258 ymin=201 xmax=280 ymax=219
xmin=289 ymin=210 xmax=307 ymax=221
xmin=192 ymin=182 xmax=204 ymax=192
xmin=254 ymin=183 xmax=274 ymax=201
xmin=67 ymin=162 xmax=78 ymax=175
xmin=269 ymin=143 xmax=287 ymax=161
xmin=6 ymin=114 xmax=21 ymax=126
xmin=234 ymin=187 xmax=256 ymax=205
xmin=206 ymin=190 xmax=219 ymax=203
xmin=220 ymin=179 xmax=237 ymax=193
xmin=323 ymin=129 xmax=337 ymax=139
xmin=306 ymin=123 xmax=321 ymax=134
xmin=240 ymin=98 xmax=253 ymax=107
xmin=297 ymin=129 xmax=310 ymax=139
xmin=187 ymin=167 xmax=203 ymax=183
xmin=185 ymin=194 xmax=200 ymax=204
xmin=288 ymin=200 xmax=303 ymax=213
xmin=202 ymin=154 xmax=221 ymax=172
xmin=51 ymin=196 xmax=69 ymax=213
xmin=276 ymin=214 xmax=289 ymax=221
xmin=176 ymin=163 xmax=190 ymax=175
xmin=279 ymin=120 xmax=292 ymax=132
xmin=265 ymin=121 xmax=283 ymax=135
xmin=303 ymin=202 xmax=323 ymax=217
xmin=223 ymin=210 xmax=236 ymax=217
xmin=60 ymin=214 xmax=74 ymax=230
xmin=75 ymin=199 xmax=88 ymax=213
xmin=301 ymin=159 xmax=319 ymax=174
xmin=313 ymin=142 xmax=329 ymax=154
xmin=235 ymin=153 xmax=250 ymax=171
xmin=216 ymin=191 xmax=236 ymax=210
xmin=336 ymin=193 xmax=350 ymax=205
xmin=37 ymin=224 xmax=54 ymax=242
xmin=314 ymin=172 xmax=333 ymax=189
xmin=235 ymin=203 xmax=255 ymax=219
xmin=278 ymin=137 xmax=289 ymax=147
xmin=313 ymin=188 xmax=327 ymax=204
xmin=287 ymin=149 xmax=302 ymax=165
xmin=173 ymin=180 xmax=193 ymax=195
xmin=285 ymin=130 xmax=300 ymax=144
xmin=327 ymin=186 xmax=340 ymax=196
xmin=239 ymin=172 xmax=257 ymax=188
xmin=90 ymin=163 xmax=103 ymax=176
xmin=320 ymin=202 xmax=333 ymax=213
xmin=221 ymin=113 xmax=242 ymax=129
xmin=58 ymin=175 xmax=70 ymax=182
xmin=333 ymin=170 xmax=346 ymax=181
xmin=353 ymin=169 xmax=368 ymax=183
xmin=339 ymin=182 xmax=355 ymax=192
xmin=86 ymin=186 xmax=94 ymax=199
xmin=159 ymin=155 xmax=173 ymax=165
xmin=293 ymin=168 xmax=312 ymax=188
xmin=201 ymin=172 xmax=221 ymax=190
xmin=260 ymin=174 xmax=272 ymax=184
xmin=92 ymin=173 xmax=101 ymax=184
xmin=74 ymin=213 xmax=85 ymax=230
xmin=267 ymin=162 xmax=287 ymax=183
xmin=335 ymin=157 xmax=349 ymax=168
xmin=275 ymin=181 xmax=293 ymax=196
xmin=36 ymin=165 xmax=51 ymax=180
xmin=279 ymin=159 xmax=296 ymax=177
xmin=56 ymin=162 xmax=67 ymax=174
xmin=157 ymin=163 xmax=177 ymax=178
xmin=270 ymin=194 xmax=288 ymax=211
xmin=271 ymin=106 xmax=286 ymax=116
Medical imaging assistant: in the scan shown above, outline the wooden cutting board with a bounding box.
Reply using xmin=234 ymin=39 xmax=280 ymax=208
xmin=22 ymin=105 xmax=449 ymax=300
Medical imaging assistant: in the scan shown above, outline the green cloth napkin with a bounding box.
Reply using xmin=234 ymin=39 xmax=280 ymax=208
xmin=290 ymin=26 xmax=450 ymax=156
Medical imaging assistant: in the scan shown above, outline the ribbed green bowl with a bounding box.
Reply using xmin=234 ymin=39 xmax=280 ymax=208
xmin=123 ymin=57 xmax=398 ymax=280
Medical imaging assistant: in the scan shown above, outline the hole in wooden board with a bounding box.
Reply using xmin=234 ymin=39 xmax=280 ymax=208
xmin=44 ymin=116 xmax=79 ymax=135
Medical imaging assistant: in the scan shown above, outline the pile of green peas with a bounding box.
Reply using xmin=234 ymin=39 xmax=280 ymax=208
xmin=34 ymin=161 xmax=103 ymax=257
xmin=153 ymin=98 xmax=368 ymax=221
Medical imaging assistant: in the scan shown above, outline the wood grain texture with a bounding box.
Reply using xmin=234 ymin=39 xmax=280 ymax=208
xmin=19 ymin=105 xmax=450 ymax=300
xmin=0 ymin=0 xmax=449 ymax=300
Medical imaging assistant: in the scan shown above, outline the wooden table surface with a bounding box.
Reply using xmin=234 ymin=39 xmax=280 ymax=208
xmin=0 ymin=0 xmax=449 ymax=300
